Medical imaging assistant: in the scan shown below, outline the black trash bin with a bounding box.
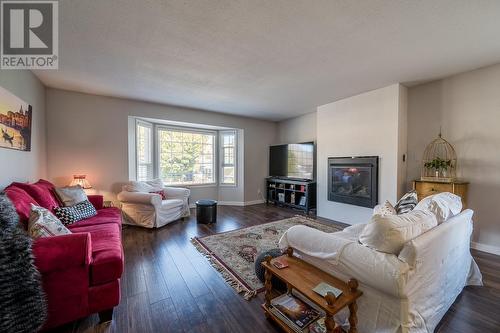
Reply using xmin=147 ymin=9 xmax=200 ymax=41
xmin=195 ymin=200 xmax=217 ymax=224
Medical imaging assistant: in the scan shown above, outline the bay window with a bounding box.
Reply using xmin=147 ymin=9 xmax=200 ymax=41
xmin=135 ymin=120 xmax=237 ymax=186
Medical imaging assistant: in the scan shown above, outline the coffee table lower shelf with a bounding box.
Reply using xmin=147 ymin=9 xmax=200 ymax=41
xmin=261 ymin=304 xmax=343 ymax=333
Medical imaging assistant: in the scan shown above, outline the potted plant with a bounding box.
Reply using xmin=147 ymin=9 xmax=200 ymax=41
xmin=424 ymin=157 xmax=452 ymax=178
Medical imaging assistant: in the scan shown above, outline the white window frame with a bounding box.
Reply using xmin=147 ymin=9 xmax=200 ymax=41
xmin=155 ymin=125 xmax=218 ymax=187
xmin=133 ymin=119 xmax=240 ymax=187
xmin=219 ymin=130 xmax=237 ymax=186
xmin=135 ymin=119 xmax=154 ymax=181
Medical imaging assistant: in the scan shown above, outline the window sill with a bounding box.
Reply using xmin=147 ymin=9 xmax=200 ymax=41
xmin=219 ymin=183 xmax=238 ymax=188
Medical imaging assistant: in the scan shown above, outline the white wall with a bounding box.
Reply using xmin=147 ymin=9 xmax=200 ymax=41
xmin=397 ymin=85 xmax=408 ymax=198
xmin=0 ymin=71 xmax=46 ymax=188
xmin=407 ymin=63 xmax=500 ymax=254
xmin=46 ymin=89 xmax=276 ymax=204
xmin=277 ymin=112 xmax=317 ymax=144
xmin=317 ymin=84 xmax=406 ymax=224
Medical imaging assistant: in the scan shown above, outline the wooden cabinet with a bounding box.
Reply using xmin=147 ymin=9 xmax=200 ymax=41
xmin=413 ymin=180 xmax=469 ymax=208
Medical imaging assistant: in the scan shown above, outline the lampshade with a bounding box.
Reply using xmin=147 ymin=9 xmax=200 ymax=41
xmin=69 ymin=175 xmax=92 ymax=189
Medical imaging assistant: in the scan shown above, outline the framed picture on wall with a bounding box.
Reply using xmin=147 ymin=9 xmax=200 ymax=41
xmin=0 ymin=86 xmax=32 ymax=151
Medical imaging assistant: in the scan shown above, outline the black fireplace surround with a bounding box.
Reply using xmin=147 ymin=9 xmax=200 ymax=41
xmin=328 ymin=156 xmax=379 ymax=208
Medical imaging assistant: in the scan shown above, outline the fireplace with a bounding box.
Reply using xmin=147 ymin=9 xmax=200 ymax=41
xmin=328 ymin=156 xmax=378 ymax=208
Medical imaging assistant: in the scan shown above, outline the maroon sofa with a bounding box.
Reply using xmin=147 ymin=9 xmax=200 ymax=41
xmin=4 ymin=179 xmax=123 ymax=331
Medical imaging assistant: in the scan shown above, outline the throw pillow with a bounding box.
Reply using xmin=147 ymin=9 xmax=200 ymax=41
xmin=54 ymin=200 xmax=97 ymax=225
xmin=394 ymin=190 xmax=418 ymax=214
xmin=372 ymin=200 xmax=397 ymax=216
xmin=359 ymin=209 xmax=438 ymax=255
xmin=28 ymin=204 xmax=71 ymax=239
xmin=414 ymin=192 xmax=462 ymax=224
xmin=149 ymin=190 xmax=166 ymax=200
xmin=55 ymin=185 xmax=88 ymax=207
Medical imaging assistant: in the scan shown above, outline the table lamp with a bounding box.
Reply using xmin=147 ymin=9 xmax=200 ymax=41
xmin=69 ymin=175 xmax=92 ymax=189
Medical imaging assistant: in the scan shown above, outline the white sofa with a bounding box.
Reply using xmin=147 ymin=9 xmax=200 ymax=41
xmin=117 ymin=180 xmax=190 ymax=228
xmin=279 ymin=209 xmax=483 ymax=333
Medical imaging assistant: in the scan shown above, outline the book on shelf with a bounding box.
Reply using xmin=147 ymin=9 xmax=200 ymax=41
xmin=269 ymin=307 xmax=307 ymax=333
xmin=299 ymin=196 xmax=306 ymax=206
xmin=270 ymin=292 xmax=320 ymax=332
xmin=312 ymin=282 xmax=343 ymax=298
xmin=278 ymin=193 xmax=285 ymax=202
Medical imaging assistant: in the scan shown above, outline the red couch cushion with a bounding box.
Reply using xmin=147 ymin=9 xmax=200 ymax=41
xmin=67 ymin=207 xmax=122 ymax=228
xmin=4 ymin=185 xmax=39 ymax=227
xmin=69 ymin=223 xmax=123 ymax=285
xmin=11 ymin=179 xmax=60 ymax=211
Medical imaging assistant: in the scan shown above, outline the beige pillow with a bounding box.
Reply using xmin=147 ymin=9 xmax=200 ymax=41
xmin=372 ymin=200 xmax=397 ymax=216
xmin=55 ymin=185 xmax=88 ymax=207
xmin=359 ymin=209 xmax=438 ymax=254
xmin=28 ymin=204 xmax=71 ymax=239
xmin=414 ymin=192 xmax=462 ymax=224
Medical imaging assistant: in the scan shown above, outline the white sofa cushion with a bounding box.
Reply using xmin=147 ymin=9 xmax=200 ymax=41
xmin=123 ymin=178 xmax=164 ymax=192
xmin=414 ymin=192 xmax=462 ymax=224
xmin=359 ymin=209 xmax=438 ymax=254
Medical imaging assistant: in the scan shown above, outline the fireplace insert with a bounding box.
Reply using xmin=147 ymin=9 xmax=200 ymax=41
xmin=327 ymin=156 xmax=378 ymax=208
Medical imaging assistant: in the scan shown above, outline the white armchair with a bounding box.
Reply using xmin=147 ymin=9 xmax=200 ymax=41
xmin=117 ymin=180 xmax=190 ymax=228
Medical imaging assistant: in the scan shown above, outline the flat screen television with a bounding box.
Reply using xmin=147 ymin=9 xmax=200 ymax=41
xmin=269 ymin=142 xmax=315 ymax=180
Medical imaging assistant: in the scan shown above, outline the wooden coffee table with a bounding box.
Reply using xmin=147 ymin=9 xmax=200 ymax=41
xmin=261 ymin=248 xmax=362 ymax=333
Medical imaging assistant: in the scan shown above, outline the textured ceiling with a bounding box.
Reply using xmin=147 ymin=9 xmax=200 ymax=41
xmin=33 ymin=0 xmax=500 ymax=121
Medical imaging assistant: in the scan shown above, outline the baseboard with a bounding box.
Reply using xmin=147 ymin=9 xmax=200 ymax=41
xmin=218 ymin=200 xmax=265 ymax=206
xmin=189 ymin=200 xmax=265 ymax=208
xmin=218 ymin=201 xmax=245 ymax=206
xmin=471 ymin=241 xmax=500 ymax=256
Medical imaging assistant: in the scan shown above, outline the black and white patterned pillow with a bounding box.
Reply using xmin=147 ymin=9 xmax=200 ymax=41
xmin=394 ymin=191 xmax=418 ymax=214
xmin=54 ymin=200 xmax=97 ymax=225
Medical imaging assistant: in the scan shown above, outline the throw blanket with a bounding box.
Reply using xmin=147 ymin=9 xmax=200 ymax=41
xmin=279 ymin=225 xmax=353 ymax=264
xmin=0 ymin=193 xmax=47 ymax=332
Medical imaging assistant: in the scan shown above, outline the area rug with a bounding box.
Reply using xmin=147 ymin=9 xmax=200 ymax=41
xmin=191 ymin=216 xmax=343 ymax=299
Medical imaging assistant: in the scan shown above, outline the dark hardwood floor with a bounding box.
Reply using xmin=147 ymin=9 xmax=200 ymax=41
xmin=50 ymin=204 xmax=500 ymax=333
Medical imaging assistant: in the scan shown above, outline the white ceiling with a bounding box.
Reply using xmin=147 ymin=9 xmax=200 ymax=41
xmin=33 ymin=0 xmax=500 ymax=121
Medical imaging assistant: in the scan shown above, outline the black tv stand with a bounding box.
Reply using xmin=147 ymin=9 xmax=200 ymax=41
xmin=266 ymin=177 xmax=316 ymax=214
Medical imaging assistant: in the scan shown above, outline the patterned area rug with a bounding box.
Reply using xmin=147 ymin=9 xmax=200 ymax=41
xmin=191 ymin=216 xmax=343 ymax=299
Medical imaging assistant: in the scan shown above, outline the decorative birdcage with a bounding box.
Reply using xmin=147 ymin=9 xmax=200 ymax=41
xmin=421 ymin=132 xmax=457 ymax=182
